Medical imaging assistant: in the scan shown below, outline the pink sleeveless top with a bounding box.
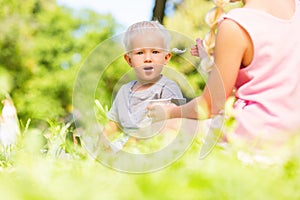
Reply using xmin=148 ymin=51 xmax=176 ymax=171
xmin=224 ymin=0 xmax=300 ymax=142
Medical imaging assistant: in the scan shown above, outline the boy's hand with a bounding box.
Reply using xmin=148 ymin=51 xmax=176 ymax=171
xmin=147 ymin=103 xmax=177 ymax=122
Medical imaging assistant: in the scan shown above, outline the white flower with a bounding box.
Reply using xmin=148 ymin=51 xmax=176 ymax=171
xmin=0 ymin=99 xmax=20 ymax=148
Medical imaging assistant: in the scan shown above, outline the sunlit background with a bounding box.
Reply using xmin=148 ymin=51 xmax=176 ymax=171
xmin=57 ymin=0 xmax=155 ymax=27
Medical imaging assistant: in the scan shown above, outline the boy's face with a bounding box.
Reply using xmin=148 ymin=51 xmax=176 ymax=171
xmin=124 ymin=31 xmax=171 ymax=84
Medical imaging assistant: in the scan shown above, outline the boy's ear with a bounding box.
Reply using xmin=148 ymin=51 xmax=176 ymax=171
xmin=124 ymin=54 xmax=132 ymax=67
xmin=164 ymin=52 xmax=172 ymax=64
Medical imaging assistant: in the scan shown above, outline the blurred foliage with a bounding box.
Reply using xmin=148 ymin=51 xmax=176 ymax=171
xmin=165 ymin=0 xmax=242 ymax=39
xmin=0 ymin=0 xmax=117 ymax=126
xmin=165 ymin=0 xmax=213 ymax=39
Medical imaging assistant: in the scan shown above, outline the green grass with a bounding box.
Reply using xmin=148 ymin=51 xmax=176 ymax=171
xmin=0 ymin=100 xmax=299 ymax=199
xmin=0 ymin=124 xmax=300 ymax=200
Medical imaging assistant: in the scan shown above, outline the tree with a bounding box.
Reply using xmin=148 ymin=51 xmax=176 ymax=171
xmin=0 ymin=0 xmax=119 ymax=125
xmin=152 ymin=0 xmax=167 ymax=23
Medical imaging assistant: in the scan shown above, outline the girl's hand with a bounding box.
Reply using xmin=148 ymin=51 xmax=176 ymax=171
xmin=190 ymin=44 xmax=199 ymax=57
xmin=190 ymin=38 xmax=207 ymax=58
xmin=147 ymin=103 xmax=177 ymax=122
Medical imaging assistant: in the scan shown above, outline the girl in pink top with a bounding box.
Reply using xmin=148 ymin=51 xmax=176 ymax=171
xmin=148 ymin=0 xmax=300 ymax=144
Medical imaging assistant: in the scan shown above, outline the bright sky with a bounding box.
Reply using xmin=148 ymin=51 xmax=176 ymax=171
xmin=57 ymin=0 xmax=155 ymax=27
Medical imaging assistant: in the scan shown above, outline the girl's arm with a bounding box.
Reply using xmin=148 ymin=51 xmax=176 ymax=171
xmin=152 ymin=19 xmax=251 ymax=120
xmin=202 ymin=18 xmax=250 ymax=115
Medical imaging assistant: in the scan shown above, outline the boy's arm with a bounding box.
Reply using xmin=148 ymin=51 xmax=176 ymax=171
xmin=161 ymin=80 xmax=186 ymax=105
xmin=97 ymin=120 xmax=120 ymax=150
xmin=103 ymin=120 xmax=120 ymax=139
xmin=162 ymin=81 xmax=184 ymax=99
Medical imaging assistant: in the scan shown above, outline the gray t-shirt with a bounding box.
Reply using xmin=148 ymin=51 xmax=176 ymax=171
xmin=107 ymin=76 xmax=183 ymax=133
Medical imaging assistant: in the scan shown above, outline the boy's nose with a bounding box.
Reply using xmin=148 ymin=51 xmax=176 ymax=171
xmin=144 ymin=53 xmax=152 ymax=62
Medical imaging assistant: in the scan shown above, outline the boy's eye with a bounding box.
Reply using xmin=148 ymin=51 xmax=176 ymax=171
xmin=136 ymin=51 xmax=143 ymax=55
xmin=152 ymin=50 xmax=159 ymax=54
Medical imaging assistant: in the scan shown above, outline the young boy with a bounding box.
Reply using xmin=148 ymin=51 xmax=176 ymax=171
xmin=103 ymin=21 xmax=184 ymax=150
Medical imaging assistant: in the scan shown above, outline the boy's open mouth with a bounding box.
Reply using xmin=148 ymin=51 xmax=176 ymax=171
xmin=143 ymin=66 xmax=154 ymax=72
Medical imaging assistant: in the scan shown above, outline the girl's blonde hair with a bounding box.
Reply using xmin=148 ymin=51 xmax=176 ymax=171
xmin=123 ymin=21 xmax=171 ymax=52
xmin=201 ymin=0 xmax=230 ymax=72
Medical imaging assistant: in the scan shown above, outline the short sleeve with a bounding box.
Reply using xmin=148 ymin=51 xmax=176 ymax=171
xmin=161 ymin=79 xmax=183 ymax=99
xmin=106 ymin=84 xmax=127 ymax=124
xmin=106 ymin=82 xmax=133 ymax=126
xmin=106 ymin=99 xmax=119 ymax=123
